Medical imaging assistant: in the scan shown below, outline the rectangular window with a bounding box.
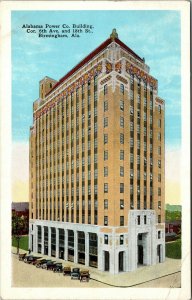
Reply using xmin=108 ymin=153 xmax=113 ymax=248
xmin=144 ymin=215 xmax=147 ymax=224
xmin=120 ymin=84 xmax=124 ymax=94
xmin=120 ymin=117 xmax=124 ymax=128
xmin=120 ymin=199 xmax=124 ymax=209
xmin=120 ymin=100 xmax=124 ymax=111
xmin=104 ymin=166 xmax=108 ymax=177
xmin=158 ymin=119 xmax=161 ymax=128
xmin=158 ymin=105 xmax=161 ymax=113
xmin=137 ymin=216 xmax=140 ymax=225
xmin=120 ymin=150 xmax=124 ymax=160
xmin=104 ymin=84 xmax=108 ymax=95
xmin=158 ymin=201 xmax=161 ymax=209
xmin=120 ymin=133 xmax=124 ymax=144
xmin=158 ymin=160 xmax=161 ymax=168
xmin=104 ymin=234 xmax=108 ymax=243
xmin=158 ymin=188 xmax=161 ymax=196
xmin=120 ymin=183 xmax=124 ymax=193
xmin=104 ymin=217 xmax=108 ymax=226
xmin=158 ymin=132 xmax=161 ymax=141
xmin=120 ymin=166 xmax=124 ymax=177
xmin=120 ymin=235 xmax=124 ymax=245
xmin=104 ymin=101 xmax=108 ymax=112
xmin=104 ymin=117 xmax=108 ymax=128
xmin=104 ymin=134 xmax=108 ymax=144
xmin=130 ymin=122 xmax=134 ymax=131
xmin=158 ymin=231 xmax=161 ymax=239
xmin=158 ymin=174 xmax=161 ymax=182
xmin=104 ymin=183 xmax=108 ymax=193
xmin=104 ymin=151 xmax=108 ymax=161
xmin=158 ymin=146 xmax=161 ymax=155
xmin=120 ymin=216 xmax=124 ymax=226
xmin=158 ymin=215 xmax=161 ymax=223
xmin=104 ymin=199 xmax=108 ymax=209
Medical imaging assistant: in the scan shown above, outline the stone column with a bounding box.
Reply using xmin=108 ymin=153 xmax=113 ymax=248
xmin=56 ymin=228 xmax=59 ymax=259
xmin=85 ymin=232 xmax=89 ymax=266
xmin=64 ymin=229 xmax=68 ymax=261
xmin=34 ymin=225 xmax=38 ymax=253
xmin=41 ymin=226 xmax=44 ymax=255
xmin=109 ymin=248 xmax=115 ymax=274
xmin=97 ymin=234 xmax=103 ymax=271
xmin=48 ymin=227 xmax=51 ymax=257
xmin=74 ymin=231 xmax=78 ymax=264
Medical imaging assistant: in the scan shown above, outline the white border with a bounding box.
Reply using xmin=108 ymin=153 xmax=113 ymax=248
xmin=0 ymin=1 xmax=190 ymax=300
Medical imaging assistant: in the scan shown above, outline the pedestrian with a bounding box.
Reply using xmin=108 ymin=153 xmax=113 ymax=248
xmin=28 ymin=248 xmax=31 ymax=254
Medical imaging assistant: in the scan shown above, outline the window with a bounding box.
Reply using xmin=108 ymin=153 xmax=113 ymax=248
xmin=158 ymin=231 xmax=161 ymax=239
xmin=120 ymin=100 xmax=124 ymax=111
xmin=120 ymin=150 xmax=124 ymax=160
xmin=120 ymin=183 xmax=124 ymax=193
xmin=130 ymin=122 xmax=134 ymax=131
xmin=144 ymin=215 xmax=147 ymax=224
xmin=158 ymin=215 xmax=161 ymax=223
xmin=137 ymin=155 xmax=140 ymax=164
xmin=120 ymin=166 xmax=124 ymax=177
xmin=137 ymin=111 xmax=140 ymax=118
xmin=104 ymin=167 xmax=108 ymax=177
xmin=158 ymin=174 xmax=161 ymax=182
xmin=104 ymin=151 xmax=108 ymax=161
xmin=120 ymin=216 xmax=124 ymax=226
xmin=130 ymin=138 xmax=134 ymax=147
xmin=158 ymin=105 xmax=161 ymax=113
xmin=104 ymin=199 xmax=108 ymax=209
xmin=137 ymin=124 xmax=140 ymax=133
xmin=158 ymin=160 xmax=161 ymax=168
xmin=144 ymin=112 xmax=147 ymax=121
xmin=158 ymin=146 xmax=161 ymax=155
xmin=158 ymin=188 xmax=161 ymax=196
xmin=104 ymin=216 xmax=108 ymax=226
xmin=104 ymin=101 xmax=108 ymax=112
xmin=158 ymin=201 xmax=161 ymax=209
xmin=137 ymin=216 xmax=140 ymax=225
xmin=158 ymin=132 xmax=161 ymax=141
xmin=138 ymin=234 xmax=142 ymax=240
xmin=120 ymin=133 xmax=124 ymax=144
xmin=104 ymin=134 xmax=108 ymax=144
xmin=104 ymin=84 xmax=108 ymax=95
xmin=104 ymin=183 xmax=108 ymax=193
xmin=104 ymin=117 xmax=108 ymax=128
xmin=104 ymin=234 xmax=108 ymax=243
xmin=120 ymin=117 xmax=124 ymax=128
xmin=120 ymin=199 xmax=124 ymax=209
xmin=137 ymin=140 xmax=140 ymax=149
xmin=120 ymin=235 xmax=124 ymax=245
xmin=158 ymin=119 xmax=161 ymax=128
xmin=120 ymin=84 xmax=124 ymax=94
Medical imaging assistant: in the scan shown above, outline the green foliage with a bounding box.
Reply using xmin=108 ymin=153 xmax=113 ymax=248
xmin=166 ymin=238 xmax=181 ymax=259
xmin=12 ymin=235 xmax=29 ymax=251
xmin=165 ymin=210 xmax=181 ymax=221
xmin=12 ymin=211 xmax=28 ymax=254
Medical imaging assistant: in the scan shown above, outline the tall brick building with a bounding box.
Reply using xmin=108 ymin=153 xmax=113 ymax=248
xmin=29 ymin=29 xmax=165 ymax=273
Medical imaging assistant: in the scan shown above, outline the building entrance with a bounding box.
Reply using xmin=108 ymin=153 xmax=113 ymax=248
xmin=157 ymin=244 xmax=162 ymax=263
xmin=104 ymin=251 xmax=110 ymax=271
xmin=119 ymin=251 xmax=124 ymax=272
xmin=138 ymin=245 xmax=143 ymax=265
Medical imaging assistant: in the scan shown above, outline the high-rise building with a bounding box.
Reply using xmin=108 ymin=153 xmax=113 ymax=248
xmin=29 ymin=29 xmax=165 ymax=274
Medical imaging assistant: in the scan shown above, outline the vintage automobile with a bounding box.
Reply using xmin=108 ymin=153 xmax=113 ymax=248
xmin=35 ymin=259 xmax=50 ymax=268
xmin=52 ymin=263 xmax=63 ymax=273
xmin=63 ymin=266 xmax=71 ymax=276
xmin=80 ymin=270 xmax=90 ymax=282
xmin=71 ymin=268 xmax=80 ymax=280
xmin=24 ymin=255 xmax=38 ymax=263
xmin=44 ymin=261 xmax=56 ymax=270
xmin=41 ymin=260 xmax=54 ymax=269
xmin=18 ymin=253 xmax=27 ymax=261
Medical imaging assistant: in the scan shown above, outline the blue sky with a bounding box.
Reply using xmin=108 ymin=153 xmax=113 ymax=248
xmin=12 ymin=10 xmax=181 ymax=149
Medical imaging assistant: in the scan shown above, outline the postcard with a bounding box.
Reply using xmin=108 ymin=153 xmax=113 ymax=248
xmin=0 ymin=1 xmax=190 ymax=300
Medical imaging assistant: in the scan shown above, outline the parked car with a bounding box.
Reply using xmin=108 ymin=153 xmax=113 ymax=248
xmin=63 ymin=266 xmax=71 ymax=276
xmin=80 ymin=270 xmax=90 ymax=282
xmin=45 ymin=261 xmax=56 ymax=270
xmin=52 ymin=263 xmax=63 ymax=273
xmin=19 ymin=253 xmax=27 ymax=261
xmin=71 ymin=268 xmax=80 ymax=280
xmin=24 ymin=255 xmax=35 ymax=263
xmin=31 ymin=258 xmax=44 ymax=266
xmin=36 ymin=259 xmax=50 ymax=268
xmin=41 ymin=260 xmax=54 ymax=269
xmin=26 ymin=256 xmax=40 ymax=264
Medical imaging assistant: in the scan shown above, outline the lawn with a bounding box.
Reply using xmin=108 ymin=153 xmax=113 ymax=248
xmin=12 ymin=235 xmax=29 ymax=251
xmin=166 ymin=238 xmax=181 ymax=259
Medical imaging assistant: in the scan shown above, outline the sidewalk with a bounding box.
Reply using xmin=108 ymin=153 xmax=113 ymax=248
xmin=12 ymin=247 xmax=181 ymax=287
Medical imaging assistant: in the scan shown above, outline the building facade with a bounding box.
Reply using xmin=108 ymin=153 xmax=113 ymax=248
xmin=29 ymin=29 xmax=165 ymax=274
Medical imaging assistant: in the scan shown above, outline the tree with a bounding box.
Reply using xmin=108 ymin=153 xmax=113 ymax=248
xmin=12 ymin=211 xmax=28 ymax=254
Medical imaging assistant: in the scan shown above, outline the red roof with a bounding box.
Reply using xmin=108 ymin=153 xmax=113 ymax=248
xmin=46 ymin=37 xmax=143 ymax=97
